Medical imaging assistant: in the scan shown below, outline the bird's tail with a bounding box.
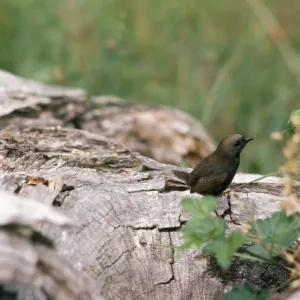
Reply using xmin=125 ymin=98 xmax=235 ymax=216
xmin=172 ymin=169 xmax=190 ymax=184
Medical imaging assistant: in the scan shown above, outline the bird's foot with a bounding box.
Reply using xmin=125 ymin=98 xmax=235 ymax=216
xmin=228 ymin=214 xmax=241 ymax=226
xmin=221 ymin=209 xmax=241 ymax=225
xmin=214 ymin=193 xmax=241 ymax=225
xmin=214 ymin=209 xmax=240 ymax=225
xmin=220 ymin=208 xmax=232 ymax=218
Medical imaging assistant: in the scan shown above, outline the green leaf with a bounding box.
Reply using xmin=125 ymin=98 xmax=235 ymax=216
xmin=245 ymin=244 xmax=270 ymax=259
xmin=249 ymin=212 xmax=300 ymax=258
xmin=222 ymin=282 xmax=270 ymax=300
xmin=181 ymin=215 xmax=226 ymax=250
xmin=204 ymin=239 xmax=232 ymax=269
xmin=246 ymin=243 xmax=282 ymax=260
xmin=287 ymin=109 xmax=300 ymax=135
xmin=204 ymin=231 xmax=246 ymax=269
xmin=181 ymin=196 xmax=217 ymax=217
xmin=230 ymin=231 xmax=246 ymax=248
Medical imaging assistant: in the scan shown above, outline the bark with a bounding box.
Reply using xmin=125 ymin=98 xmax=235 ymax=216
xmin=0 ymin=190 xmax=104 ymax=300
xmin=0 ymin=69 xmax=86 ymax=129
xmin=0 ymin=126 xmax=294 ymax=300
xmin=80 ymin=96 xmax=215 ymax=167
xmin=0 ymin=70 xmax=215 ymax=167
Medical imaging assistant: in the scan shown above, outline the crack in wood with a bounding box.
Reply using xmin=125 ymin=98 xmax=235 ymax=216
xmin=75 ymin=220 xmax=93 ymax=236
xmin=52 ymin=184 xmax=75 ymax=207
xmin=96 ymin=246 xmax=137 ymax=277
xmin=129 ymin=225 xmax=157 ymax=231
xmin=132 ymin=232 xmax=175 ymax=299
xmin=129 ymin=215 xmax=185 ymax=232
xmin=129 ymin=188 xmax=162 ymax=193
xmin=14 ymin=184 xmax=22 ymax=195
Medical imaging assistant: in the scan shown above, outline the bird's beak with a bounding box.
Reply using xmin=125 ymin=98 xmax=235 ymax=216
xmin=245 ymin=137 xmax=254 ymax=143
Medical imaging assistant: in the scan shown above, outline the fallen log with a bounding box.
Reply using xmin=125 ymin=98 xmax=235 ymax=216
xmin=0 ymin=70 xmax=214 ymax=167
xmin=0 ymin=126 xmax=292 ymax=300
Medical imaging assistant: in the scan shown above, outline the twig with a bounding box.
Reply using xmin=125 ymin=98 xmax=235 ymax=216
xmin=242 ymin=248 xmax=293 ymax=273
xmin=232 ymin=171 xmax=279 ymax=191
xmin=151 ymin=243 xmax=180 ymax=249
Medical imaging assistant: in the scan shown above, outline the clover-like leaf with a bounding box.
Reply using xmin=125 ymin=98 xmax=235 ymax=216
xmin=181 ymin=215 xmax=226 ymax=250
xmin=204 ymin=231 xmax=246 ymax=269
xmin=248 ymin=212 xmax=300 ymax=258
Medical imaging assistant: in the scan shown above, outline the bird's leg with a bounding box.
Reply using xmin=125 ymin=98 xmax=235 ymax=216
xmin=214 ymin=191 xmax=240 ymax=225
xmin=225 ymin=193 xmax=241 ymax=225
xmin=219 ymin=191 xmax=232 ymax=218
xmin=214 ymin=196 xmax=231 ymax=219
xmin=216 ymin=193 xmax=241 ymax=225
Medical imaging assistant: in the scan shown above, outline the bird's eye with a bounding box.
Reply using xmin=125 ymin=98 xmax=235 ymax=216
xmin=234 ymin=140 xmax=241 ymax=146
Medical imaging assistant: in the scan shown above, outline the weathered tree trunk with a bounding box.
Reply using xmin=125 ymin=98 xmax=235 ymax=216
xmin=0 ymin=126 xmax=292 ymax=300
xmin=0 ymin=70 xmax=214 ymax=168
xmin=0 ymin=190 xmax=104 ymax=300
xmin=80 ymin=96 xmax=215 ymax=167
xmin=0 ymin=69 xmax=86 ymax=129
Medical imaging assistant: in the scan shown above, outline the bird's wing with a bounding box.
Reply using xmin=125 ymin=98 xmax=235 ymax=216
xmin=188 ymin=155 xmax=228 ymax=194
xmin=190 ymin=172 xmax=228 ymax=194
xmin=188 ymin=154 xmax=218 ymax=186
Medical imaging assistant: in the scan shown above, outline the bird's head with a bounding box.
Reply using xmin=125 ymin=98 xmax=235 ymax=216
xmin=217 ymin=134 xmax=254 ymax=158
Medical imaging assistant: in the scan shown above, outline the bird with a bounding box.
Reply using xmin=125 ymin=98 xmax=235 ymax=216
xmin=187 ymin=134 xmax=254 ymax=195
xmin=173 ymin=134 xmax=254 ymax=223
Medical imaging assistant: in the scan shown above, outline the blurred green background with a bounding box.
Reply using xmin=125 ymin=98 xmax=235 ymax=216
xmin=1 ymin=0 xmax=299 ymax=174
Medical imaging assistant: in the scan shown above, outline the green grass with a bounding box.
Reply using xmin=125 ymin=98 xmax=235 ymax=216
xmin=1 ymin=0 xmax=299 ymax=174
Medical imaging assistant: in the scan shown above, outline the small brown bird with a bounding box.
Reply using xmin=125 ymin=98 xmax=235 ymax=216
xmin=174 ymin=134 xmax=254 ymax=195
